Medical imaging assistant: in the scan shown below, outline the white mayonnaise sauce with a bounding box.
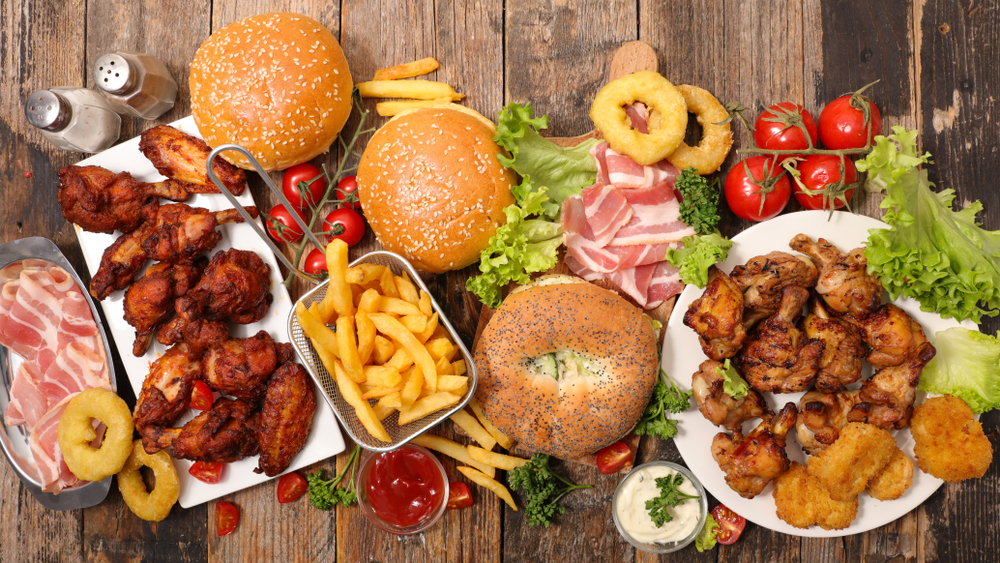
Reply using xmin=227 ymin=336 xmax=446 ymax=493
xmin=615 ymin=466 xmax=700 ymax=544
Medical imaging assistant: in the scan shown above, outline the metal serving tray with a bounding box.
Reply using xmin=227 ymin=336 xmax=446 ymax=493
xmin=0 ymin=237 xmax=116 ymax=510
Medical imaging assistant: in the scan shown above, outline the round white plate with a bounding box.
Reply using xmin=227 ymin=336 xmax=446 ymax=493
xmin=662 ymin=210 xmax=977 ymax=537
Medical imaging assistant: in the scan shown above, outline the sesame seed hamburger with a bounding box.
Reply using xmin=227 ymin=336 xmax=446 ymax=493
xmin=356 ymin=104 xmax=516 ymax=273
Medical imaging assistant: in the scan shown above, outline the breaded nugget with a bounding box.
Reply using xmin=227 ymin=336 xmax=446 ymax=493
xmin=774 ymin=462 xmax=858 ymax=530
xmin=867 ymin=447 xmax=914 ymax=501
xmin=911 ymin=395 xmax=993 ymax=482
xmin=807 ymin=422 xmax=896 ymax=501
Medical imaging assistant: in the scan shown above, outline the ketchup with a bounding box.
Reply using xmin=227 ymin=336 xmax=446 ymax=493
xmin=365 ymin=446 xmax=445 ymax=528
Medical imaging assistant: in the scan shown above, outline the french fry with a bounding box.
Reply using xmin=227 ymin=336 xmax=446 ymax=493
xmin=369 ymin=313 xmax=438 ymax=392
xmin=310 ymin=337 xmax=338 ymax=379
xmin=296 ymin=302 xmax=339 ymax=358
xmin=376 ymin=98 xmax=452 ymax=117
xmin=435 ymin=356 xmax=453 ymax=377
xmin=357 ymin=79 xmax=464 ymax=101
xmin=395 ymin=274 xmax=420 ymax=305
xmin=425 ymin=338 xmax=456 ymax=362
xmin=334 ymin=359 xmax=391 ymax=442
xmin=356 ymin=310 xmax=376 ymax=364
xmin=380 ymin=297 xmax=423 ymax=316
xmin=437 ymin=375 xmax=468 ymax=393
xmin=358 ymin=288 xmax=382 ymax=314
xmin=373 ymin=335 xmax=395 ymax=364
xmin=377 ymin=392 xmax=402 ymax=410
xmin=322 ymin=239 xmax=354 ymax=317
xmin=401 ymin=314 xmax=428 ymax=334
xmin=415 ymin=312 xmax=439 ymax=344
xmin=336 ymin=315 xmax=364 ymax=383
xmin=456 ymin=466 xmax=517 ymax=511
xmin=377 ymin=268 xmax=399 ymax=299
xmin=400 ymin=365 xmax=424 ymax=409
xmin=372 ymin=57 xmax=439 ymax=80
xmin=468 ymin=396 xmax=514 ymax=450
xmin=450 ymin=410 xmax=497 ymax=450
xmin=452 ymin=359 xmax=467 ymax=376
xmin=411 ymin=434 xmax=495 ymax=478
xmin=373 ymin=404 xmax=396 ymax=422
xmin=467 ymin=445 xmax=528 ymax=471
xmin=431 ymin=325 xmax=449 ymax=341
xmin=418 ymin=290 xmax=433 ymax=317
xmin=363 ymin=365 xmax=402 ymax=388
xmin=346 ymin=264 xmax=386 ymax=285
xmin=361 ymin=385 xmax=403 ymax=400
xmin=397 ymin=392 xmax=461 ymax=426
xmin=385 ymin=347 xmax=414 ymax=373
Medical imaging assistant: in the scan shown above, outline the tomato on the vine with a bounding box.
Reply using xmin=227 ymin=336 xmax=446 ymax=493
xmin=276 ymin=472 xmax=308 ymax=504
xmin=446 ymin=482 xmax=474 ymax=509
xmin=753 ymin=102 xmax=818 ymax=156
xmin=818 ymin=91 xmax=882 ymax=150
xmin=323 ymin=208 xmax=365 ymax=247
xmin=724 ymin=156 xmax=791 ymax=222
xmin=711 ymin=504 xmax=746 ymax=545
xmin=266 ymin=204 xmax=306 ymax=243
xmin=282 ymin=163 xmax=327 ymax=210
xmin=189 ymin=380 xmax=214 ymax=411
xmin=595 ymin=442 xmax=633 ymax=474
xmin=303 ymin=248 xmax=327 ymax=276
xmin=336 ymin=175 xmax=362 ymax=210
xmin=790 ymin=155 xmax=858 ymax=211
xmin=189 ymin=461 xmax=225 ymax=484
xmin=215 ymin=501 xmax=239 ymax=536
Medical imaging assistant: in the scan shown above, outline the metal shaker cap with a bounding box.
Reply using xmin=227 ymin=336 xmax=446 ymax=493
xmin=94 ymin=53 xmax=134 ymax=94
xmin=24 ymin=90 xmax=70 ymax=131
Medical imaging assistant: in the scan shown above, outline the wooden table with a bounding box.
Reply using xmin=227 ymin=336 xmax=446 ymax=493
xmin=2 ymin=1 xmax=997 ymax=561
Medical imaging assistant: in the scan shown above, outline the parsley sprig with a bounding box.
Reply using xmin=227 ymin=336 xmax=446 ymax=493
xmin=645 ymin=473 xmax=700 ymax=527
xmin=307 ymin=445 xmax=361 ymax=510
xmin=675 ymin=168 xmax=721 ymax=235
xmin=633 ymin=369 xmax=693 ymax=440
xmin=508 ymin=453 xmax=591 ymax=527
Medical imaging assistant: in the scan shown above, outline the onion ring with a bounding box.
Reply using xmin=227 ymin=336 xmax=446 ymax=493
xmin=589 ymin=71 xmax=688 ymax=165
xmin=57 ymin=387 xmax=134 ymax=482
xmin=667 ymin=85 xmax=734 ymax=174
xmin=117 ymin=440 xmax=180 ymax=522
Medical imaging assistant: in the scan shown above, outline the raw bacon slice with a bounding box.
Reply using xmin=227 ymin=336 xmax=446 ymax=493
xmin=582 ymin=184 xmax=632 ymax=247
xmin=608 ymin=183 xmax=695 ymax=247
xmin=36 ymin=342 xmax=112 ymax=408
xmin=29 ymin=395 xmax=83 ymax=494
xmin=4 ymin=361 xmax=46 ymax=428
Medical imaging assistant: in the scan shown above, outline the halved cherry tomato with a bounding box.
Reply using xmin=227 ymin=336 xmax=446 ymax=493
xmin=818 ymin=92 xmax=882 ymax=150
xmin=189 ymin=461 xmax=225 ymax=484
xmin=282 ymin=163 xmax=327 ymax=210
xmin=595 ymin=442 xmax=634 ymax=474
xmin=323 ymin=207 xmax=365 ymax=247
xmin=215 ymin=501 xmax=239 ymax=536
xmin=790 ymin=155 xmax=858 ymax=211
xmin=189 ymin=380 xmax=214 ymax=411
xmin=266 ymin=204 xmax=306 ymax=244
xmin=711 ymin=504 xmax=746 ymax=545
xmin=276 ymin=472 xmax=308 ymax=504
xmin=303 ymin=248 xmax=327 ymax=276
xmin=336 ymin=175 xmax=361 ymax=210
xmin=753 ymin=102 xmax=818 ymax=156
xmin=723 ymin=156 xmax=791 ymax=222
xmin=446 ymin=482 xmax=474 ymax=509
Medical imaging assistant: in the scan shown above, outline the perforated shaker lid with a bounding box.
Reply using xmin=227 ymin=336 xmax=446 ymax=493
xmin=93 ymin=53 xmax=133 ymax=94
xmin=24 ymin=90 xmax=70 ymax=131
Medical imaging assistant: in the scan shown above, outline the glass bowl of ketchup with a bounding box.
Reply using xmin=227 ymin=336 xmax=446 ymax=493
xmin=356 ymin=444 xmax=449 ymax=534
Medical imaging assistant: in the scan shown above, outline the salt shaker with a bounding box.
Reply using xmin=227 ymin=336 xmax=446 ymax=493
xmin=24 ymin=87 xmax=121 ymax=153
xmin=93 ymin=51 xmax=177 ymax=119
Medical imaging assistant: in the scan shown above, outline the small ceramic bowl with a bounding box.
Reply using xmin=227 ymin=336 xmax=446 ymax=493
xmin=356 ymin=445 xmax=449 ymax=535
xmin=611 ymin=461 xmax=709 ymax=554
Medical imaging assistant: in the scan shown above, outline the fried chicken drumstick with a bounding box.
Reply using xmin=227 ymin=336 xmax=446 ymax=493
xmin=202 ymin=331 xmax=294 ymax=404
xmin=123 ymin=259 xmax=207 ymax=356
xmin=789 ymin=234 xmax=883 ymax=320
xmin=175 ymin=249 xmax=273 ymax=324
xmin=133 ymin=343 xmax=203 ymax=453
xmin=712 ymin=402 xmax=798 ymax=499
xmin=139 ymin=124 xmax=246 ymax=195
xmin=738 ymin=286 xmax=823 ymax=394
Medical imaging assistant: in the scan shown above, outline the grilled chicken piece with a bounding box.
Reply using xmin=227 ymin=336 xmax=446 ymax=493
xmin=692 ymin=359 xmax=770 ymax=432
xmin=123 ymin=259 xmax=206 ymax=356
xmin=684 ymin=267 xmax=747 ymax=360
xmin=803 ymin=298 xmax=865 ymax=393
xmin=845 ymin=304 xmax=928 ymax=370
xmin=175 ymin=249 xmax=273 ymax=324
xmin=139 ymin=124 xmax=247 ymax=195
xmin=796 ymin=389 xmax=862 ymax=455
xmin=738 ymin=286 xmax=823 ymax=393
xmin=848 ymin=342 xmax=936 ymax=430
xmin=202 ymin=331 xmax=283 ymax=404
xmin=57 ymin=165 xmax=190 ymax=234
xmin=712 ymin=403 xmax=798 ymax=499
xmin=133 ymin=344 xmax=202 ymax=453
xmin=170 ymin=398 xmax=260 ymax=463
xmin=789 ymin=234 xmax=882 ymax=319
xmin=90 ymin=226 xmax=150 ymax=300
xmin=731 ymin=251 xmax=818 ymax=325
xmin=156 ymin=317 xmax=230 ymax=352
xmin=255 ymin=362 xmax=317 ymax=476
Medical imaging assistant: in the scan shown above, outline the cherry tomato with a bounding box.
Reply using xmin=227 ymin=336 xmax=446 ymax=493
xmin=724 ymin=156 xmax=791 ymax=222
xmin=303 ymin=248 xmax=327 ymax=276
xmin=791 ymin=155 xmax=858 ymax=211
xmin=595 ymin=442 xmax=634 ymax=474
xmin=282 ymin=163 xmax=327 ymax=210
xmin=446 ymin=482 xmax=474 ymax=509
xmin=753 ymin=102 xmax=818 ymax=156
xmin=336 ymin=175 xmax=362 ymax=210
xmin=711 ymin=504 xmax=746 ymax=545
xmin=266 ymin=204 xmax=306 ymax=244
xmin=818 ymin=93 xmax=882 ymax=150
xmin=215 ymin=501 xmax=239 ymax=536
xmin=323 ymin=208 xmax=365 ymax=247
xmin=189 ymin=380 xmax=214 ymax=411
xmin=276 ymin=472 xmax=308 ymax=504
xmin=189 ymin=461 xmax=225 ymax=484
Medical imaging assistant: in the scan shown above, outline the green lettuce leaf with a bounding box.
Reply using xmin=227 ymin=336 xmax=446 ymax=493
xmin=857 ymin=127 xmax=1000 ymax=323
xmin=664 ymin=232 xmax=734 ymax=288
xmin=918 ymin=327 xmax=1000 ymax=414
xmin=715 ymin=359 xmax=749 ymax=400
xmin=695 ymin=513 xmax=720 ymax=552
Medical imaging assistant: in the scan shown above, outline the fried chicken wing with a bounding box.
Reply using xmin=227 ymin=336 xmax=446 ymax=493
xmin=711 ymin=402 xmax=797 ymax=499
xmin=139 ymin=124 xmax=247 ymax=195
xmin=774 ymin=462 xmax=858 ymax=530
xmin=123 ymin=259 xmax=206 ymax=356
xmin=911 ymin=395 xmax=993 ymax=482
xmin=738 ymin=286 xmax=823 ymax=393
xmin=57 ymin=165 xmax=190 ymax=234
xmin=848 ymin=341 xmax=936 ymax=430
xmin=255 ymin=362 xmax=317 ymax=476
xmin=796 ymin=389 xmax=862 ymax=455
xmin=806 ymin=422 xmax=896 ymax=501
xmin=803 ymin=298 xmax=865 ymax=393
xmin=845 ymin=304 xmax=928 ymax=369
xmin=731 ymin=251 xmax=818 ymax=324
xmin=156 ymin=317 xmax=230 ymax=352
xmin=692 ymin=359 xmax=770 ymax=432
xmin=789 ymin=234 xmax=882 ymax=319
xmin=133 ymin=343 xmax=202 ymax=453
xmin=684 ymin=267 xmax=747 ymax=360
xmin=202 ymin=331 xmax=282 ymax=404
xmin=175 ymin=249 xmax=273 ymax=324
xmin=90 ymin=226 xmax=150 ymax=300
xmin=170 ymin=398 xmax=260 ymax=463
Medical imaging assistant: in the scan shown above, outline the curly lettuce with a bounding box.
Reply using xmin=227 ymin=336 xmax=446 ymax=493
xmin=918 ymin=327 xmax=1000 ymax=414
xmin=664 ymin=232 xmax=734 ymax=288
xmin=857 ymin=127 xmax=1000 ymax=323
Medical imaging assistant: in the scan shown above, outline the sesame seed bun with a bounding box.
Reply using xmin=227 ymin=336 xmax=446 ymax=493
xmin=189 ymin=13 xmax=353 ymax=171
xmin=473 ymin=277 xmax=660 ymax=458
xmin=357 ymin=106 xmax=516 ymax=273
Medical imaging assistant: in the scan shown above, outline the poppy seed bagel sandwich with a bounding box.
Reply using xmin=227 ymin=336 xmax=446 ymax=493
xmin=473 ymin=276 xmax=660 ymax=459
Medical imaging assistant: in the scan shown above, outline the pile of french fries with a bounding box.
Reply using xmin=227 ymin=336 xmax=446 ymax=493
xmin=295 ymin=240 xmax=470 ymax=442
xmin=355 ymin=57 xmax=464 ymax=117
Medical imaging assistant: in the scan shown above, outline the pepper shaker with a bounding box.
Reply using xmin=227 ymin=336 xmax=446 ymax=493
xmin=24 ymin=87 xmax=121 ymax=153
xmin=93 ymin=51 xmax=177 ymax=120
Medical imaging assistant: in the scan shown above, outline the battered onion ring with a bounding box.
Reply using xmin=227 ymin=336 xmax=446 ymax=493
xmin=589 ymin=70 xmax=688 ymax=165
xmin=57 ymin=387 xmax=134 ymax=482
xmin=117 ymin=440 xmax=180 ymax=522
xmin=667 ymin=85 xmax=734 ymax=174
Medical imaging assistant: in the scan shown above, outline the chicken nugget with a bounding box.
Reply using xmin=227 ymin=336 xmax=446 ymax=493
xmin=911 ymin=395 xmax=993 ymax=482
xmin=774 ymin=462 xmax=858 ymax=530
xmin=867 ymin=447 xmax=913 ymax=501
xmin=807 ymin=422 xmax=895 ymax=501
